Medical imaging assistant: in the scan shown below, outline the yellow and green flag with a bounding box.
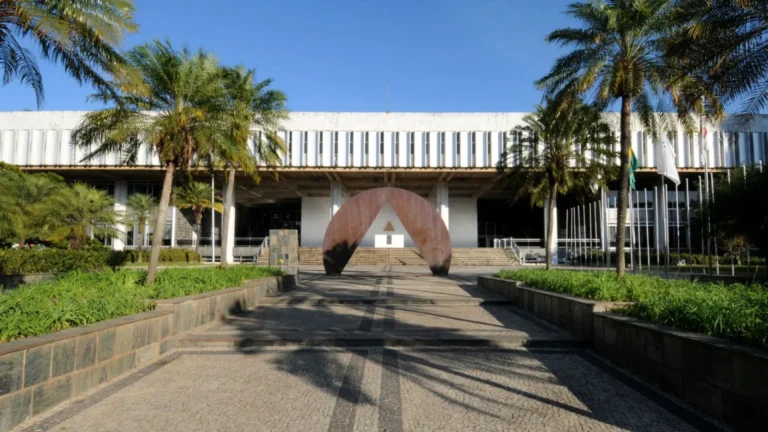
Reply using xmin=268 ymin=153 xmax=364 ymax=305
xmin=628 ymin=147 xmax=639 ymax=190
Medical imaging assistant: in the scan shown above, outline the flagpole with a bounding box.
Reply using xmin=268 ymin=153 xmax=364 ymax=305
xmin=577 ymin=206 xmax=582 ymax=266
xmin=588 ymin=203 xmax=593 ymax=266
xmin=565 ymin=208 xmax=570 ymax=265
xmin=636 ymin=190 xmax=642 ymax=271
xmin=675 ymin=183 xmax=681 ymax=268
xmin=685 ymin=179 xmax=692 ymax=274
xmin=664 ymin=181 xmax=670 ymax=276
xmin=644 ymin=188 xmax=650 ymax=268
xmin=622 ymin=190 xmax=636 ymax=271
xmin=594 ymin=201 xmax=600 ymax=267
xmin=602 ymin=189 xmax=610 ymax=268
xmin=698 ymin=176 xmax=705 ymax=274
xmin=655 ymin=186 xmax=660 ymax=267
xmin=711 ymin=172 xmax=720 ymax=276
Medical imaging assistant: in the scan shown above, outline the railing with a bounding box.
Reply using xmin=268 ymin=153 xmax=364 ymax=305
xmin=257 ymin=236 xmax=269 ymax=261
xmin=493 ymin=237 xmax=522 ymax=260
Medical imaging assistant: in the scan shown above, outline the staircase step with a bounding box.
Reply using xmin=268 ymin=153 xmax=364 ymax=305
xmin=177 ymin=332 xmax=581 ymax=349
xmin=256 ymin=297 xmax=513 ymax=306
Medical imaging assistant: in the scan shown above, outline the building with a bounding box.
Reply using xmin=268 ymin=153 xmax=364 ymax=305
xmin=1 ymin=111 xmax=767 ymax=263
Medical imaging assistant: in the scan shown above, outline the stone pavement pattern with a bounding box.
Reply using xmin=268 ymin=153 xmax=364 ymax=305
xmin=17 ymin=266 xmax=711 ymax=431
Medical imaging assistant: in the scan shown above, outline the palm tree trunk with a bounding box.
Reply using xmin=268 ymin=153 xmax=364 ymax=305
xmin=220 ymin=167 xmax=236 ymax=267
xmin=546 ymin=185 xmax=558 ymax=270
xmin=146 ymin=162 xmax=175 ymax=285
xmin=616 ymin=97 xmax=632 ymax=277
xmin=194 ymin=211 xmax=203 ymax=258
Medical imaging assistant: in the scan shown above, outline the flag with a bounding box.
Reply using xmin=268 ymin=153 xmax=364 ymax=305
xmin=629 ymin=147 xmax=640 ymax=190
xmin=657 ymin=140 xmax=681 ymax=186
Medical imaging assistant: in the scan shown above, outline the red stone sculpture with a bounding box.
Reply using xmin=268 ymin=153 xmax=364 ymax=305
xmin=322 ymin=187 xmax=452 ymax=276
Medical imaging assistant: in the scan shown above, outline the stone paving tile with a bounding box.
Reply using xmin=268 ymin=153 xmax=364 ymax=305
xmin=21 ymin=348 xmax=703 ymax=432
xmin=206 ymin=304 xmax=373 ymax=332
xmin=391 ymin=305 xmax=549 ymax=334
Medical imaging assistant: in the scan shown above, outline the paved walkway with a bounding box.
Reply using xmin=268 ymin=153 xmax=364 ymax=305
xmin=18 ymin=266 xmax=717 ymax=432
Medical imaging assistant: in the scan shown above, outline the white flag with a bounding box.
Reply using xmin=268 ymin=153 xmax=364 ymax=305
xmin=657 ymin=140 xmax=681 ymax=186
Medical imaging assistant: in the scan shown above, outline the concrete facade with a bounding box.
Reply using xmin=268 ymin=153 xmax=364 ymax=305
xmin=2 ymin=111 xmax=768 ymax=259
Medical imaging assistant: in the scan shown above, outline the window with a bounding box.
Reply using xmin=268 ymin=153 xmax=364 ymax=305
xmin=386 ymin=235 xmax=392 ymax=246
xmin=425 ymin=133 xmax=430 ymax=167
xmin=440 ymin=132 xmax=446 ymax=167
xmin=379 ymin=132 xmax=385 ymax=166
xmin=394 ymin=133 xmax=400 ymax=167
xmin=333 ymin=132 xmax=339 ymax=166
xmin=409 ymin=132 xmax=415 ymax=167
xmin=303 ymin=131 xmax=308 ymax=167
xmin=255 ymin=132 xmax=262 ymax=156
xmin=486 ymin=132 xmax=492 ymax=167
xmin=319 ymin=132 xmax=324 ymax=166
xmin=349 ymin=132 xmax=354 ymax=166
xmin=471 ymin=132 xmax=477 ymax=167
xmin=287 ymin=132 xmax=293 ymax=166
xmin=364 ymin=132 xmax=369 ymax=167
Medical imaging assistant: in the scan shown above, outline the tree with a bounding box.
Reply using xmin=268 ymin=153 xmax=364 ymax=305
xmin=498 ymin=97 xmax=618 ymax=269
xmin=215 ymin=66 xmax=287 ymax=265
xmin=72 ymin=40 xmax=230 ymax=284
xmin=174 ymin=181 xmax=223 ymax=257
xmin=0 ymin=163 xmax=62 ymax=245
xmin=664 ymin=0 xmax=767 ymax=118
xmin=0 ymin=0 xmax=137 ymax=106
xmin=537 ymin=0 xmax=682 ymax=276
xmin=45 ymin=183 xmax=117 ymax=249
xmin=125 ymin=193 xmax=156 ymax=262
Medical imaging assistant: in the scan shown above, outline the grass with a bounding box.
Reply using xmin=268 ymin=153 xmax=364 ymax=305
xmin=0 ymin=266 xmax=282 ymax=343
xmin=497 ymin=269 xmax=768 ymax=349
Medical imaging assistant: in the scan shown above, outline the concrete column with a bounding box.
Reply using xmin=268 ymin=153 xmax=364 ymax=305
xmin=112 ymin=180 xmax=127 ymax=251
xmin=170 ymin=206 xmax=177 ymax=248
xmin=435 ymin=182 xmax=449 ymax=229
xmin=330 ymin=182 xmax=344 ymax=219
xmin=222 ymin=183 xmax=236 ymax=264
xmin=544 ymin=197 xmax=559 ymax=265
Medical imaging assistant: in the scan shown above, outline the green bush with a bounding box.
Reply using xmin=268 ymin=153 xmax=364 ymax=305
xmin=121 ymin=249 xmax=201 ymax=264
xmin=0 ymin=248 xmax=202 ymax=275
xmin=0 ymin=248 xmax=124 ymax=275
xmin=569 ymin=250 xmax=765 ymax=267
xmin=0 ymin=266 xmax=282 ymax=342
xmin=497 ymin=269 xmax=768 ymax=349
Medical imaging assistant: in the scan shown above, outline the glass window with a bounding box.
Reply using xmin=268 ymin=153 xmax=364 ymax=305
xmin=425 ymin=133 xmax=430 ymax=168
xmin=287 ymin=132 xmax=292 ymax=166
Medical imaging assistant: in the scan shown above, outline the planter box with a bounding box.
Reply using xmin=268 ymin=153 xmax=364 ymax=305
xmin=477 ymin=275 xmax=768 ymax=431
xmin=477 ymin=276 xmax=627 ymax=341
xmin=593 ymin=312 xmax=768 ymax=431
xmin=0 ymin=274 xmax=295 ymax=432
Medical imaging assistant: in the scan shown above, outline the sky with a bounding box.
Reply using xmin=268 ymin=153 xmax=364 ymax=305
xmin=0 ymin=0 xmax=578 ymax=113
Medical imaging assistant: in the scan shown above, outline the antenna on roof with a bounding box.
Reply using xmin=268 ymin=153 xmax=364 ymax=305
xmin=386 ymin=81 xmax=390 ymax=114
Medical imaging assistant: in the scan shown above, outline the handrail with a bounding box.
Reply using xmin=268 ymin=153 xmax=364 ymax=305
xmin=493 ymin=237 xmax=521 ymax=258
xmin=257 ymin=236 xmax=270 ymax=260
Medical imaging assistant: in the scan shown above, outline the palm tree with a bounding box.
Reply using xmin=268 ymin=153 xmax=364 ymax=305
xmin=537 ymin=0 xmax=679 ymax=276
xmin=71 ymin=40 xmax=230 ymax=284
xmin=216 ymin=66 xmax=287 ymax=265
xmin=664 ymin=0 xmax=766 ymax=118
xmin=0 ymin=0 xmax=137 ymax=106
xmin=498 ymin=97 xmax=618 ymax=269
xmin=45 ymin=183 xmax=117 ymax=249
xmin=175 ymin=181 xmax=223 ymax=257
xmin=0 ymin=164 xmax=63 ymax=245
xmin=125 ymin=193 xmax=156 ymax=262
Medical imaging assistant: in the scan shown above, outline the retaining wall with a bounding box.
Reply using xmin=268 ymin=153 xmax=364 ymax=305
xmin=477 ymin=276 xmax=768 ymax=431
xmin=0 ymin=274 xmax=296 ymax=432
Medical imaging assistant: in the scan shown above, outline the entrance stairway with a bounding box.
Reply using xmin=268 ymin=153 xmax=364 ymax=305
xmin=296 ymin=247 xmax=520 ymax=266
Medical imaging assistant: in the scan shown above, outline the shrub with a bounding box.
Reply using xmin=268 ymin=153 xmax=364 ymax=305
xmin=0 ymin=248 xmax=124 ymax=275
xmin=0 ymin=266 xmax=282 ymax=342
xmin=121 ymin=249 xmax=201 ymax=264
xmin=0 ymin=248 xmax=202 ymax=275
xmin=497 ymin=269 xmax=768 ymax=349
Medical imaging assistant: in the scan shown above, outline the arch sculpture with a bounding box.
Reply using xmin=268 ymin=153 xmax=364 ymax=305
xmin=322 ymin=187 xmax=452 ymax=276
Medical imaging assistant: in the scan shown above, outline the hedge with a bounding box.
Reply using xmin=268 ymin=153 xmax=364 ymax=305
xmin=568 ymin=250 xmax=766 ymax=266
xmin=497 ymin=269 xmax=768 ymax=349
xmin=0 ymin=248 xmax=202 ymax=275
xmin=0 ymin=266 xmax=282 ymax=342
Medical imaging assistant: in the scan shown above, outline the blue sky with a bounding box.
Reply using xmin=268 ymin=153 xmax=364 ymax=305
xmin=0 ymin=0 xmax=577 ymax=112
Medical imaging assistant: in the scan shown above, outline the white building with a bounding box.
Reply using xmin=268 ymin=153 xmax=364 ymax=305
xmin=1 ymin=111 xmax=767 ymax=261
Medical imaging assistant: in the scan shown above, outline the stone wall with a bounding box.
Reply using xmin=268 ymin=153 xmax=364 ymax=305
xmin=593 ymin=313 xmax=768 ymax=431
xmin=477 ymin=276 xmax=627 ymax=341
xmin=477 ymin=276 xmax=768 ymax=431
xmin=0 ymin=274 xmax=296 ymax=432
xmin=269 ymin=229 xmax=299 ymax=276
